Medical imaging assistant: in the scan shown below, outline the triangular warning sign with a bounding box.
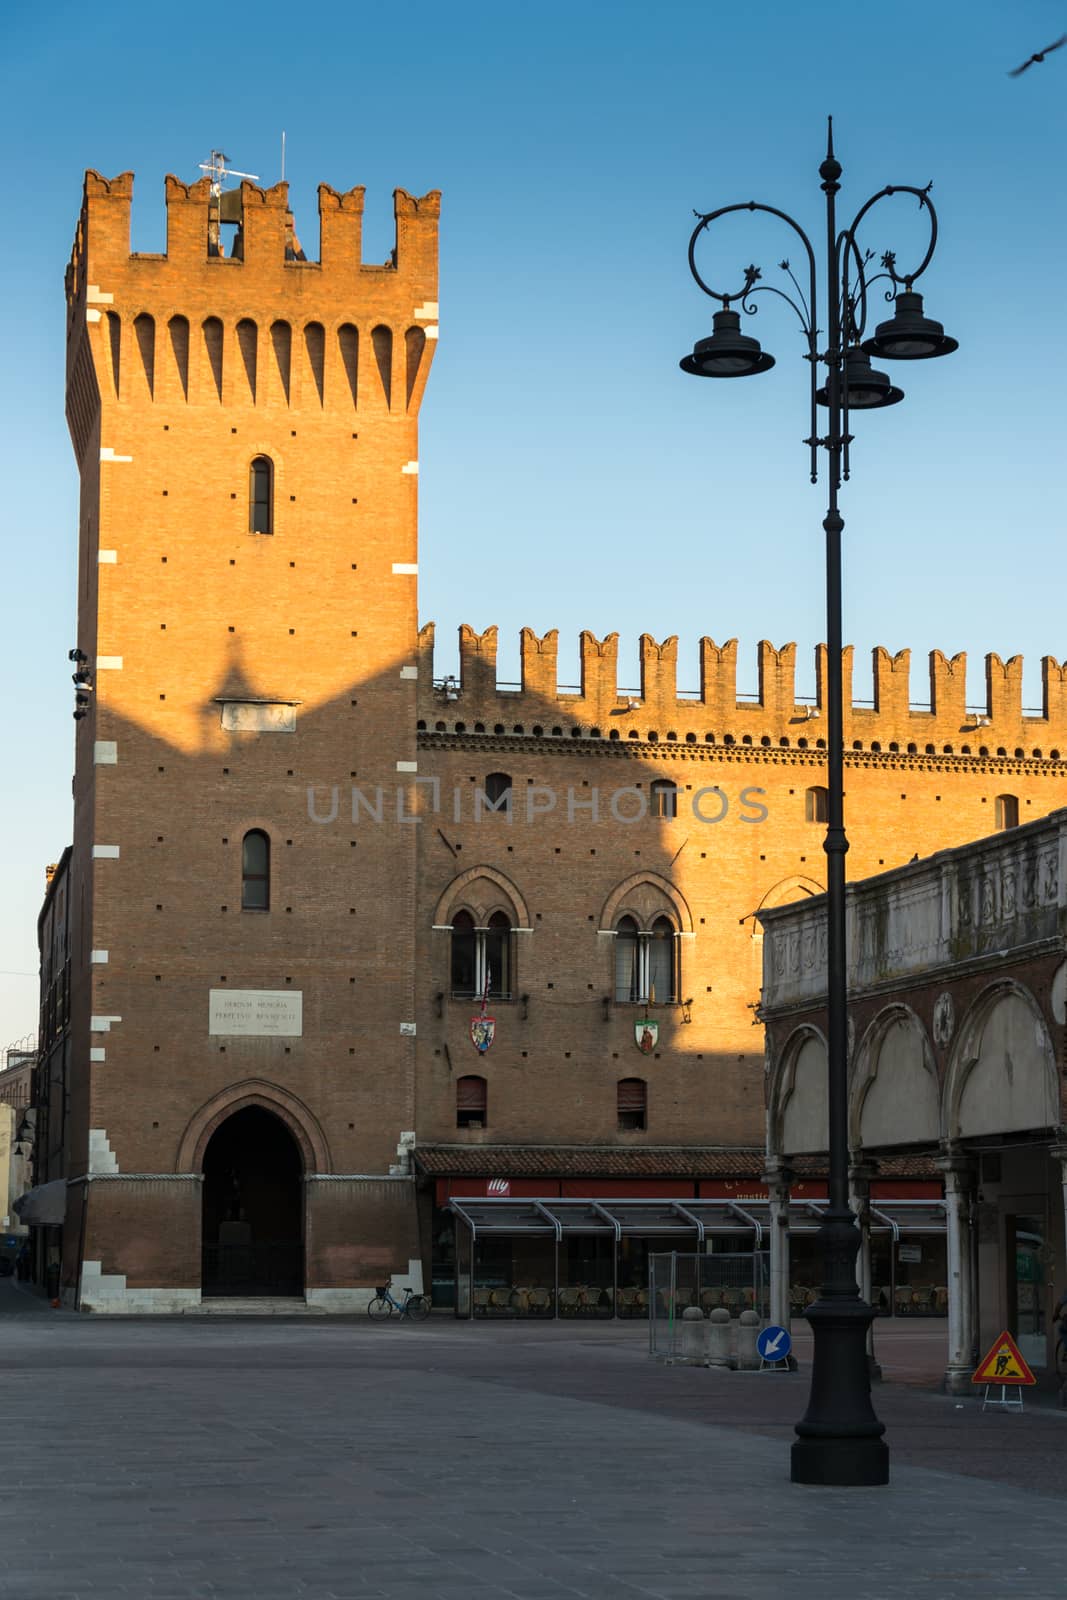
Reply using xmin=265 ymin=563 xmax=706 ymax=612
xmin=971 ymin=1329 xmax=1037 ymax=1386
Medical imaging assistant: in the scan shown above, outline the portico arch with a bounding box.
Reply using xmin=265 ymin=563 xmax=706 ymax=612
xmin=942 ymin=980 xmax=1058 ymax=1142
xmin=175 ymin=1078 xmax=332 ymax=1175
xmin=769 ymin=1024 xmax=828 ymax=1157
xmin=850 ymin=1005 xmax=939 ymax=1152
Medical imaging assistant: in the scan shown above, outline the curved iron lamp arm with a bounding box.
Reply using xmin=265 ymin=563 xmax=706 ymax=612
xmin=687 ymin=201 xmax=821 ymax=482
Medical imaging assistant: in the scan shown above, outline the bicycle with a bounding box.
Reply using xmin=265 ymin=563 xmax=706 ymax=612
xmin=367 ymin=1280 xmax=431 ymax=1321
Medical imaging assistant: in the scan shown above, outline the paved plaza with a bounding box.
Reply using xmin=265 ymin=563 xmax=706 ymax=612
xmin=3 ymin=1279 xmax=1067 ymax=1600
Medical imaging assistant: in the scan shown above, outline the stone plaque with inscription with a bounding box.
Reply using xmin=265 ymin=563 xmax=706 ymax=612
xmin=220 ymin=702 xmax=296 ymax=733
xmin=208 ymin=989 xmax=303 ymax=1037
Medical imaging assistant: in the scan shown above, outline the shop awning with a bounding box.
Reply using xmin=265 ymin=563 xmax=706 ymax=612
xmin=13 ymin=1179 xmax=67 ymax=1226
xmin=446 ymin=1195 xmax=946 ymax=1244
xmin=447 ymin=1196 xmax=766 ymax=1245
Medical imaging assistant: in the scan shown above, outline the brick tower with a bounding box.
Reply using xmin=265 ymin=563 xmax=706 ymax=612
xmin=62 ymin=166 xmax=439 ymax=1310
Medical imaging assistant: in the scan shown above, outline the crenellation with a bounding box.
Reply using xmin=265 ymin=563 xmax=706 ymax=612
xmin=520 ymin=627 xmax=558 ymax=697
xmin=459 ymin=625 xmax=498 ymax=698
xmin=418 ymin=630 xmax=1067 ymax=755
xmin=73 ymin=170 xmax=438 ymax=293
xmin=757 ymin=641 xmax=797 ymax=720
xmin=985 ymin=652 xmax=1023 ymax=728
xmin=700 ymin=637 xmax=738 ymax=717
xmin=639 ymin=634 xmax=678 ymax=705
xmin=318 ymin=184 xmax=366 ymax=271
xmin=873 ymin=647 xmax=911 ymax=721
xmin=580 ymin=631 xmax=619 ymax=711
xmin=1042 ymin=656 xmax=1067 ymax=727
xmin=930 ymin=649 xmax=967 ymax=726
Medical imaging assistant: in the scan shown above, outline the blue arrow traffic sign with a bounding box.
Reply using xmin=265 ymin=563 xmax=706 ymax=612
xmin=756 ymin=1324 xmax=792 ymax=1363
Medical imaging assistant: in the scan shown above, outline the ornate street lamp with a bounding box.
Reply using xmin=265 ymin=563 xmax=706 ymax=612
xmin=680 ymin=120 xmax=957 ymax=1487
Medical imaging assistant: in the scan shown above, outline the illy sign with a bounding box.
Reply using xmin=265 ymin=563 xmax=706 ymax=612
xmin=486 ymin=1179 xmax=511 ymax=1197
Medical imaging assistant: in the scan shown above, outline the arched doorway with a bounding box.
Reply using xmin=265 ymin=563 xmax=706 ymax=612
xmin=201 ymin=1106 xmax=304 ymax=1297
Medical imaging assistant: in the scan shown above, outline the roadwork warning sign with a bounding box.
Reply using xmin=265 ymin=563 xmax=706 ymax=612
xmin=971 ymin=1330 xmax=1037 ymax=1386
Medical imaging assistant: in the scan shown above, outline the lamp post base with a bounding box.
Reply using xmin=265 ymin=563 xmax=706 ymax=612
xmin=792 ymin=1292 xmax=889 ymax=1486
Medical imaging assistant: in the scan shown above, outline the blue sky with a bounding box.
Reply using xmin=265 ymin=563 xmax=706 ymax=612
xmin=1 ymin=0 xmax=1065 ymax=1044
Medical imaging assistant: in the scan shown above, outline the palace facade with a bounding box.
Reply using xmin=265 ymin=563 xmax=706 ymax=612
xmin=25 ymin=164 xmax=1067 ymax=1312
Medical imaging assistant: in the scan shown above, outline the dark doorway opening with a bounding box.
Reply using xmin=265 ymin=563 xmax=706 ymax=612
xmin=201 ymin=1106 xmax=304 ymax=1296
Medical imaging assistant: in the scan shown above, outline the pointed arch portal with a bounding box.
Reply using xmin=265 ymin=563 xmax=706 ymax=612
xmin=201 ymin=1105 xmax=304 ymax=1297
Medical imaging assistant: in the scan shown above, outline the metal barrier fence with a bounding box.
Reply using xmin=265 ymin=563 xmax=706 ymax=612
xmin=648 ymin=1251 xmax=768 ymax=1362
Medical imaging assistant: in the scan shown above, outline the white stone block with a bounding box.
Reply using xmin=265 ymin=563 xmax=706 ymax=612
xmin=92 ymin=845 xmax=120 ymax=859
xmin=98 ymin=550 xmax=118 ymax=564
xmin=94 ymin=741 xmax=118 ymax=765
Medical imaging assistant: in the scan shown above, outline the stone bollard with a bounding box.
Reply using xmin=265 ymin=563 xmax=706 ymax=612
xmin=707 ymin=1306 xmax=733 ymax=1368
xmin=681 ymin=1305 xmax=705 ymax=1363
xmin=736 ymin=1309 xmax=760 ymax=1371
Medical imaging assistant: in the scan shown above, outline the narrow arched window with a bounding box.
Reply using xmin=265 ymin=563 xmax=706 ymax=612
xmin=805 ymin=785 xmax=829 ymax=823
xmin=451 ymin=911 xmax=477 ymax=996
xmin=614 ymin=916 xmax=640 ymax=1003
xmin=249 ymin=456 xmax=273 ymax=534
xmin=617 ymin=1077 xmax=647 ymax=1131
xmin=995 ymin=793 xmax=1019 ymax=830
xmin=456 ymin=1075 xmax=487 ymax=1129
xmin=650 ymin=779 xmax=677 ymax=819
xmin=241 ymin=830 xmax=270 ymax=910
xmin=485 ymin=911 xmax=512 ymax=999
xmin=648 ymin=917 xmax=677 ymax=1005
xmin=482 ymin=772 xmax=512 ymax=816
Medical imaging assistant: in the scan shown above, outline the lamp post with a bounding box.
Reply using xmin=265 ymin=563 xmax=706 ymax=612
xmin=680 ymin=120 xmax=957 ymax=1487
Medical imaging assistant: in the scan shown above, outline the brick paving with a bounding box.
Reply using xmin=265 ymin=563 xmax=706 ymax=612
xmin=3 ymin=1288 xmax=1067 ymax=1599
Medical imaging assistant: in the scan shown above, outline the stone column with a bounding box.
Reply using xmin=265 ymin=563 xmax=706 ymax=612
xmin=849 ymin=1155 xmax=881 ymax=1380
xmin=762 ymin=1157 xmax=793 ymax=1333
xmin=937 ymin=1147 xmax=977 ymax=1395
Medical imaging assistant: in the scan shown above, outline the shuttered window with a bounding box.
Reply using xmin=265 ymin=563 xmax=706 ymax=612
xmin=457 ymin=1075 xmax=487 ymax=1128
xmin=452 ymin=912 xmax=512 ymax=999
xmin=614 ymin=916 xmax=678 ymax=1003
xmin=617 ymin=1077 xmax=647 ymax=1131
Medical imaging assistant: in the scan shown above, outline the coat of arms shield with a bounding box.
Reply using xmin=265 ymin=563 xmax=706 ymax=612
xmin=470 ymin=1014 xmax=496 ymax=1054
xmin=634 ymin=1019 xmax=658 ymax=1054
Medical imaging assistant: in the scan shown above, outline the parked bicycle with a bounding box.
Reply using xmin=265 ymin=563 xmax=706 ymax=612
xmin=367 ymin=1280 xmax=431 ymax=1321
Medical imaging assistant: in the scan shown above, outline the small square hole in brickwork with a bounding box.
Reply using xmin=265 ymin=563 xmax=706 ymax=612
xmin=351 ymin=631 xmax=358 ymax=637
xmin=219 ymin=1046 xmax=226 ymax=1052
xmin=156 ymin=904 xmax=163 ymax=910
xmin=162 ymin=490 xmax=168 ymax=497
xmin=547 ymin=981 xmax=554 ymax=989
xmin=155 ymin=975 xmax=161 ymax=982
xmin=350 ymin=908 xmax=356 ymax=914
xmin=284 ymin=1046 xmax=291 ymax=1054
xmin=654 ymin=1052 xmax=660 ymax=1060
xmin=700 ymin=917 xmax=705 ymax=924
xmin=349 ymin=1048 xmax=355 ymax=1055
xmin=228 ymin=626 xmax=235 ymax=632
xmin=701 ymin=852 xmax=706 ymax=859
xmin=800 ymin=856 xmax=806 ymax=862
xmin=536 ymin=912 xmax=542 ymax=920
xmin=351 ymin=841 xmax=357 ymax=848
xmin=231 ymin=427 xmax=237 ymax=434
xmin=158 ymin=766 xmax=164 ymax=772
xmin=587 ymin=983 xmax=593 ymax=990
xmin=287 ymin=769 xmax=293 ymax=776
xmin=348 ymin=1122 xmax=355 ymax=1129
xmin=612 ymin=1053 xmax=619 ymax=1060
xmin=157 ymin=835 xmax=163 ymax=842
xmin=706 ymin=986 xmax=712 ymax=993
xmin=161 ymin=556 xmax=167 ymax=562
xmin=159 ymin=693 xmax=166 ymax=700
xmin=285 ymin=907 xmax=292 ymax=914
xmin=222 ymin=837 xmax=228 ymax=844
xmin=229 ymin=559 xmax=235 ymax=565
xmin=350 ymin=977 xmax=355 ymax=983
xmin=230 ymin=493 xmax=236 ymax=500
xmin=507 ymin=845 xmax=513 ymax=853
xmin=153 ymin=1046 xmax=160 ymax=1053
xmin=554 ymin=847 xmax=560 ymax=854
xmin=163 ymin=425 xmax=169 ymax=432
xmin=352 ymin=432 xmax=358 ymax=439
xmin=289 ymin=495 xmax=296 ymax=502
xmin=521 ymin=1050 xmax=528 ymax=1058
xmin=564 ymin=1051 xmax=571 ymax=1059
xmin=223 ymin=767 xmax=229 ymax=775
xmin=590 ymin=848 xmax=596 ymax=855
xmin=290 ymin=430 xmax=296 ymax=437
xmin=351 ymin=563 xmax=357 ymax=570
xmin=160 ymin=623 xmax=166 ymax=630
xmin=588 ymin=914 xmax=594 ymax=921
xmin=219 ymin=976 xmax=226 ymax=982
xmin=285 ymin=976 xmax=292 ymax=983
xmin=351 ymin=497 xmax=358 ymax=504
xmin=634 ymin=849 xmax=641 ymax=856
xmin=289 ymin=629 xmax=295 ymax=635
xmin=289 ymin=561 xmax=295 ymax=568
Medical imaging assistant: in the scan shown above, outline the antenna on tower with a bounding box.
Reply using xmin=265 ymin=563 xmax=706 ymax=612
xmin=281 ymin=131 xmax=286 ymax=183
xmin=198 ymin=149 xmax=260 ymax=199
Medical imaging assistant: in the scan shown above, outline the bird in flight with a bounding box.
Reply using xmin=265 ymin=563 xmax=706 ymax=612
xmin=1009 ymin=34 xmax=1067 ymax=75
